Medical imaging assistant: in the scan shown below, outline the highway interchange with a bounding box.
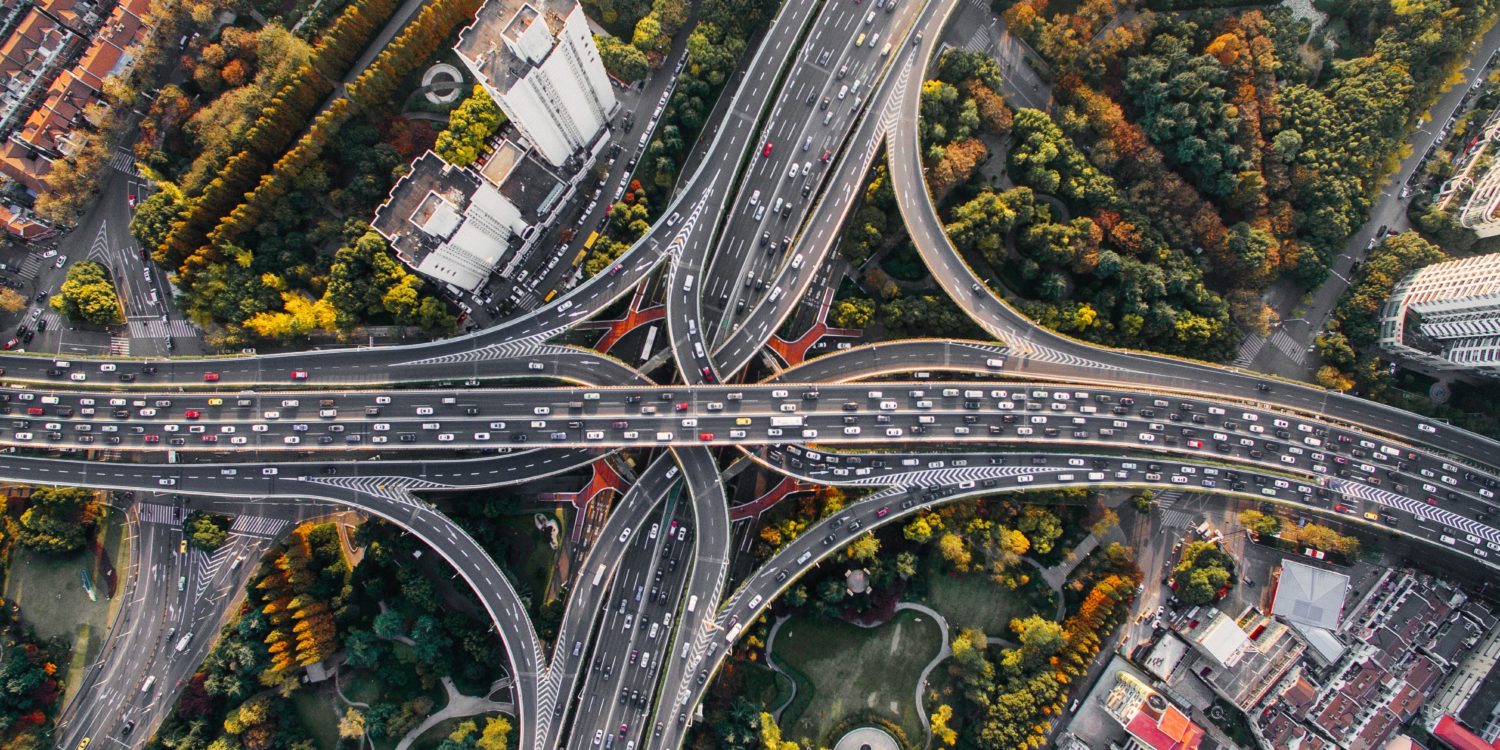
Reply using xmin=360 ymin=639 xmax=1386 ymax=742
xmin=15 ymin=0 xmax=1500 ymax=748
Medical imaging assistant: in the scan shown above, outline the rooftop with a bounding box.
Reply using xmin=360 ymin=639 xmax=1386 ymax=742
xmin=456 ymin=0 xmax=576 ymax=96
xmin=371 ymin=151 xmax=484 ymax=265
xmin=1273 ymin=559 xmax=1351 ymax=630
xmin=1182 ymin=608 xmax=1251 ymax=668
xmin=1433 ymin=715 xmax=1500 ymax=750
xmin=484 ymin=139 xmax=564 ymax=223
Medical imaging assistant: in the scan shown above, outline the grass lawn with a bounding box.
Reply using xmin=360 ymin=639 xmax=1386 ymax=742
xmin=771 ymin=609 xmax=941 ymax=746
xmin=4 ymin=507 xmax=128 ymax=706
xmin=292 ymin=689 xmax=341 ymax=750
xmin=918 ymin=556 xmax=1042 ymax=635
xmin=739 ymin=660 xmax=795 ymax=714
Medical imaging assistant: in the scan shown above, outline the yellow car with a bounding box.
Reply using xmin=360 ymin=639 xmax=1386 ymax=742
xmin=207 ymin=398 xmax=223 ymax=406
xmin=77 ymin=738 xmax=90 ymax=750
xmin=735 ymin=417 xmax=753 ymax=426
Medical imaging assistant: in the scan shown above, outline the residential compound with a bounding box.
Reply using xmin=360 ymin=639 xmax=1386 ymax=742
xmin=374 ymin=0 xmax=616 ymax=293
xmin=455 ymin=0 xmax=617 ymax=170
xmin=1377 ymin=253 xmax=1500 ymax=377
xmin=1131 ymin=563 xmax=1500 ymax=750
xmin=0 ymin=0 xmax=149 ymax=237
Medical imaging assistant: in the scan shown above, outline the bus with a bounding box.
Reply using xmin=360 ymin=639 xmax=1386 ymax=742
xmin=592 ymin=564 xmax=607 ymax=586
xmin=572 ymin=248 xmax=588 ymax=266
xmin=584 ymin=231 xmax=600 ymax=250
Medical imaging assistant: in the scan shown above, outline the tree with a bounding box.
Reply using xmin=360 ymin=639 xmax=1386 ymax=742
xmin=596 ymin=35 xmax=650 ymax=82
xmin=758 ymin=712 xmax=800 ymax=750
xmin=1237 ymin=509 xmax=1280 ymax=538
xmin=338 ymin=708 xmax=366 ymax=739
xmin=931 ymin=703 xmax=958 ymax=746
xmin=16 ymin=486 xmax=97 ymax=553
xmin=1172 ymin=541 xmax=1234 ymax=605
xmin=938 ymin=533 xmax=972 ymax=571
xmin=51 ymin=261 xmax=123 ymax=324
xmin=831 ymin=297 xmax=874 ymax=328
xmin=1315 ymin=365 xmax=1355 ymax=392
xmin=846 ymin=532 xmax=879 ymax=562
xmin=1090 ymin=510 xmax=1119 ymax=539
xmin=434 ymin=85 xmax=505 ymax=166
xmin=185 ymin=511 xmax=230 ymax=551
xmin=476 ymin=717 xmax=511 ymax=750
xmin=0 ymin=287 xmax=26 ymax=314
xmin=1131 ymin=490 xmax=1154 ymax=513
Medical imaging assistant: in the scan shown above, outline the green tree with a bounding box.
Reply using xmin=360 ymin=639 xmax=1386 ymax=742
xmin=51 ymin=261 xmax=123 ymax=324
xmin=1172 ymin=541 xmax=1234 ymax=605
xmin=184 ymin=511 xmax=231 ymax=551
xmin=434 ymin=85 xmax=505 ymax=167
xmin=16 ymin=486 xmax=98 ymax=553
xmin=596 ymin=34 xmax=650 ymax=82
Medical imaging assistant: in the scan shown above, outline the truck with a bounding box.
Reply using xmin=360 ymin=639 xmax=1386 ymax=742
xmin=770 ymin=416 xmax=804 ymax=428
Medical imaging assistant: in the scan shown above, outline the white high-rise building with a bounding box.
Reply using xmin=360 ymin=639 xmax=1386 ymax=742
xmin=456 ymin=0 xmax=617 ymax=169
xmin=1377 ymin=253 xmax=1500 ymax=377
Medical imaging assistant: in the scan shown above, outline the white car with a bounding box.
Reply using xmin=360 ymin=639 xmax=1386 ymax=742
xmin=1418 ymin=423 xmax=1437 ymax=434
xmin=99 ymin=364 xmax=116 ymax=372
xmin=230 ymin=436 xmax=248 ymax=445
xmin=535 ymin=406 xmax=551 ymax=415
xmin=1016 ymin=475 xmax=1034 ymax=484
xmin=885 ymin=428 xmax=903 ymax=437
xmin=416 ymin=407 xmax=434 ymax=415
xmin=438 ymin=433 xmax=455 ymax=442
xmin=158 ymin=478 xmax=176 ymax=486
xmin=473 ymin=432 xmax=491 ymax=441
xmin=284 ymin=436 xmax=300 ymax=445
xmin=528 ymin=362 xmax=545 ymax=371
xmin=252 ymin=424 xmax=269 ymax=432
xmin=69 ymin=372 xmax=86 ymax=381
xmin=54 ymin=255 xmax=67 ymax=268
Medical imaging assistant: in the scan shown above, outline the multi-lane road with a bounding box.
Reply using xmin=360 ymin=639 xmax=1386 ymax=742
xmin=25 ymin=0 xmax=1500 ymax=748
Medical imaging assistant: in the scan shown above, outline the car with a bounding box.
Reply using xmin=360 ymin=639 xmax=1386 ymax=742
xmin=290 ymin=370 xmax=308 ymax=380
xmin=1418 ymin=423 xmax=1437 ymax=434
xmin=40 ymin=249 xmax=56 ymax=259
xmin=608 ymin=264 xmax=624 ymax=276
xmin=158 ymin=478 xmax=176 ymax=486
xmin=203 ymin=372 xmax=220 ymax=382
xmin=54 ymin=255 xmax=66 ymax=268
xmin=69 ymin=372 xmax=86 ymax=381
xmin=184 ymin=410 xmax=200 ymax=419
xmin=528 ymin=362 xmax=545 ymax=371
xmin=99 ymin=363 xmax=116 ymax=372
xmin=699 ymin=432 xmax=714 ymax=441
xmin=820 ymin=148 xmax=831 ymax=162
xmin=762 ymin=141 xmax=774 ymax=156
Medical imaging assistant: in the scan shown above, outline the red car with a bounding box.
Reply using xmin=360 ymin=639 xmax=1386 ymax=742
xmin=699 ymin=432 xmax=715 ymax=441
xmin=184 ymin=410 xmax=200 ymax=419
xmin=675 ymin=401 xmax=690 ymax=412
xmin=2 ymin=338 xmax=17 ymax=350
xmin=762 ymin=141 xmax=774 ymax=157
xmin=820 ymin=149 xmax=831 ymax=162
xmin=26 ymin=407 xmax=43 ymax=416
xmin=203 ymin=373 xmax=220 ymax=382
xmin=201 ymin=434 xmax=218 ymax=443
xmin=291 ymin=370 xmax=309 ymax=380
xmin=143 ymin=434 xmax=160 ymax=443
xmin=876 ymin=505 xmax=891 ymax=518
xmin=700 ymin=366 xmax=715 ymax=383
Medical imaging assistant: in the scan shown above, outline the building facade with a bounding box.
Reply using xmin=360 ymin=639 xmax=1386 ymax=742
xmin=1377 ymin=254 xmax=1500 ymax=377
xmin=455 ymin=0 xmax=617 ymax=169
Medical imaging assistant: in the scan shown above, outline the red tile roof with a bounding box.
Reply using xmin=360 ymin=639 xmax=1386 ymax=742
xmin=1125 ymin=704 xmax=1205 ymax=750
xmin=1433 ymin=716 xmax=1500 ymax=750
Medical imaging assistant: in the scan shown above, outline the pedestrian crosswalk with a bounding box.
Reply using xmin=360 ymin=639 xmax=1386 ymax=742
xmin=1159 ymin=509 xmax=1196 ymax=530
xmin=127 ymin=318 xmax=200 ymax=339
xmin=138 ymin=502 xmax=176 ymax=524
xmin=1231 ymin=335 xmax=1266 ymax=367
xmin=1269 ymin=329 xmax=1308 ymax=366
xmin=1154 ymin=490 xmax=1182 ymax=509
xmin=108 ymin=150 xmax=140 ymax=178
xmin=110 ymin=336 xmax=130 ymax=355
xmin=229 ymin=515 xmax=287 ymax=539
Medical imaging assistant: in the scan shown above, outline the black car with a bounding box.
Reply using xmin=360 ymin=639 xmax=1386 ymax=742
xmin=122 ymin=720 xmax=137 ymax=736
xmin=119 ymin=373 xmax=136 ymax=382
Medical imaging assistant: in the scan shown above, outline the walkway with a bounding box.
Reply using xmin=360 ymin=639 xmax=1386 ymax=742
xmin=897 ymin=602 xmax=950 ymax=750
xmin=591 ymin=283 xmax=667 ymax=355
xmin=394 ymin=676 xmax=515 ymax=750
xmin=729 ymin=475 xmax=813 ymax=521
